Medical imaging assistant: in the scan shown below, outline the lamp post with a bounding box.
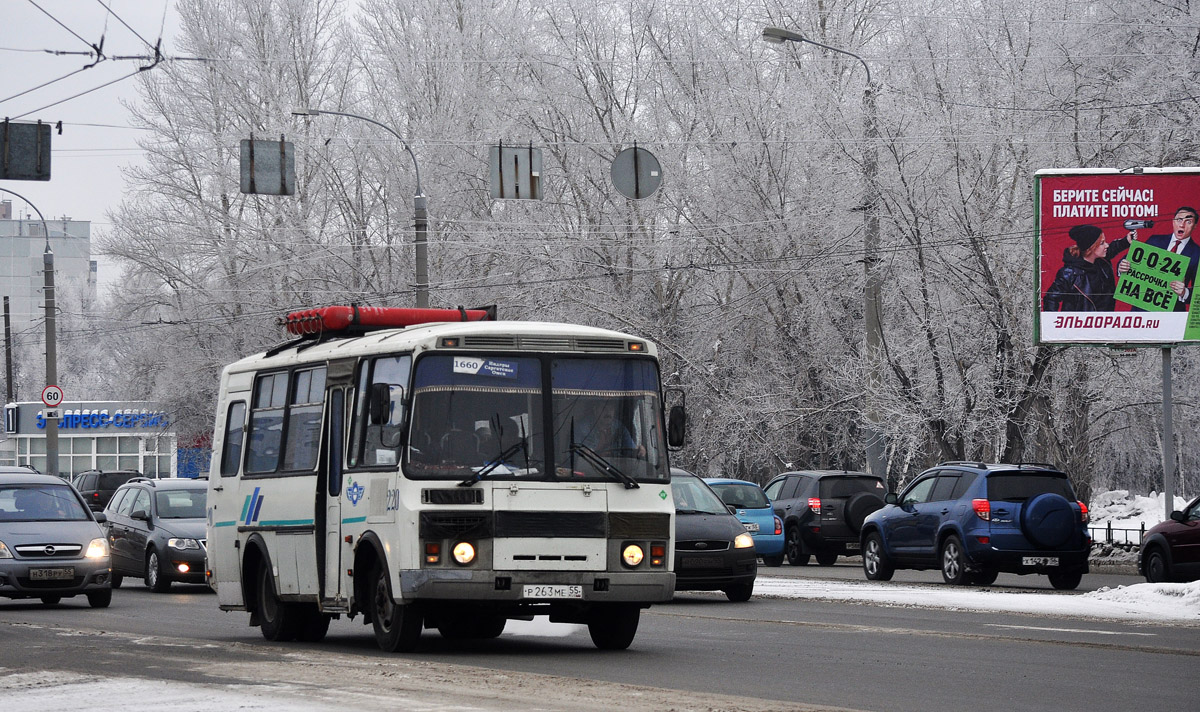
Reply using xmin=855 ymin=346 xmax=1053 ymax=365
xmin=762 ymin=27 xmax=886 ymax=483
xmin=294 ymin=108 xmax=429 ymax=308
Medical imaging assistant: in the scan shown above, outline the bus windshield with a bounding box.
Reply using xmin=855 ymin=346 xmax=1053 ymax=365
xmin=404 ymin=354 xmax=667 ymax=483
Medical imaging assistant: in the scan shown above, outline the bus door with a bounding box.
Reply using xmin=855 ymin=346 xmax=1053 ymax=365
xmin=322 ymin=386 xmax=347 ymax=603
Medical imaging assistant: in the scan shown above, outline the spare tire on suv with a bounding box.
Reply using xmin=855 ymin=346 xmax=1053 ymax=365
xmin=1020 ymin=492 xmax=1076 ymax=549
xmin=844 ymin=491 xmax=885 ymax=533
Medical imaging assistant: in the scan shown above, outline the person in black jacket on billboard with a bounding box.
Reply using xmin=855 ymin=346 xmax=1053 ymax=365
xmin=1042 ymin=224 xmax=1133 ymax=312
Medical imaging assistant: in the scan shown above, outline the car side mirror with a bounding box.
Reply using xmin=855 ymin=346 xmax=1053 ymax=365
xmin=1170 ymin=510 xmax=1186 ymax=523
xmin=667 ymin=405 xmax=687 ymax=447
xmin=93 ymin=512 xmax=107 ymax=524
xmin=885 ymin=492 xmax=898 ymax=505
xmin=131 ymin=509 xmax=150 ymax=522
xmin=727 ymin=504 xmax=738 ymax=515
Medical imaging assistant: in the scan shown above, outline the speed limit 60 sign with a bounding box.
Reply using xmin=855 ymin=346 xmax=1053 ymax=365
xmin=42 ymin=385 xmax=63 ymax=407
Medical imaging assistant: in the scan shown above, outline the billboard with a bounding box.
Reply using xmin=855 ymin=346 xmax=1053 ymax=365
xmin=1036 ymin=168 xmax=1200 ymax=345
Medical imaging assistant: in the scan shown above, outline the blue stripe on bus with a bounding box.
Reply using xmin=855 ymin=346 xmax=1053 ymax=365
xmin=214 ymin=520 xmax=238 ymax=527
xmin=342 ymin=516 xmax=367 ymax=523
xmin=259 ymin=519 xmax=315 ymax=526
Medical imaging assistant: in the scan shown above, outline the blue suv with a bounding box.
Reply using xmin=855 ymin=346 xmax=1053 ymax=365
xmin=860 ymin=463 xmax=1091 ymax=589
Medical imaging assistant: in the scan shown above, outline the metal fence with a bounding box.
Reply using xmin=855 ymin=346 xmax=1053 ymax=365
xmin=1088 ymin=522 xmax=1146 ymax=546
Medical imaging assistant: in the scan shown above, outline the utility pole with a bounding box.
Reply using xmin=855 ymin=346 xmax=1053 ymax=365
xmin=762 ymin=27 xmax=887 ymax=483
xmin=3 ymin=296 xmax=13 ymax=402
xmin=293 ymin=108 xmax=430 ymax=308
xmin=43 ymin=243 xmax=59 ymax=478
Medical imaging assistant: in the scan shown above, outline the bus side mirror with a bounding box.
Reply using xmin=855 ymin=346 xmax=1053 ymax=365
xmin=369 ymin=383 xmax=393 ymax=425
xmin=667 ymin=405 xmax=687 ymax=447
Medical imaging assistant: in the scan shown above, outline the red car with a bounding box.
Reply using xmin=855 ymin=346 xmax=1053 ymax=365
xmin=1139 ymin=495 xmax=1200 ymax=583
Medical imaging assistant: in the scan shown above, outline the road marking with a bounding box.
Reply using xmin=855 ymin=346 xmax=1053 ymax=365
xmin=986 ymin=624 xmax=1155 ymax=636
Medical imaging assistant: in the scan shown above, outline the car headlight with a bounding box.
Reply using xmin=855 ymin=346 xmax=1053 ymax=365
xmin=85 ymin=538 xmax=109 ymax=559
xmin=168 ymin=538 xmax=201 ymax=550
xmin=0 ymin=540 xmax=11 ymax=559
xmin=622 ymin=544 xmax=645 ymax=567
xmin=452 ymin=541 xmax=476 ymax=565
xmin=733 ymin=532 xmax=755 ymax=549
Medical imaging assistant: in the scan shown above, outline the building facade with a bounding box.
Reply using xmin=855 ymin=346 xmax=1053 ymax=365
xmin=0 ymin=199 xmax=96 ymax=334
xmin=2 ymin=401 xmax=176 ymax=478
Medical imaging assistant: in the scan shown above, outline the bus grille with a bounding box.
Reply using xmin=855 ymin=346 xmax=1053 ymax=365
xmin=495 ymin=511 xmax=606 ymax=538
xmin=419 ymin=512 xmax=493 ymax=539
xmin=608 ymin=512 xmax=670 ymax=539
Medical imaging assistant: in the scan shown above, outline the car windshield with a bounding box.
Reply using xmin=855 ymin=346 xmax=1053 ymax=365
xmin=709 ymin=482 xmax=770 ymax=509
xmin=155 ymin=489 xmax=207 ymax=519
xmin=672 ymin=476 xmax=729 ymax=515
xmin=987 ymin=472 xmax=1074 ymax=501
xmin=405 ymin=354 xmax=667 ymax=483
xmin=0 ymin=485 xmax=90 ymax=521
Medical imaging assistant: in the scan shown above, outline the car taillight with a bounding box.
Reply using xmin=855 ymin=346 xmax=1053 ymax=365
xmin=774 ymin=516 xmax=783 ymax=536
xmin=808 ymin=497 xmax=821 ymax=514
xmin=972 ymin=499 xmax=991 ymax=521
xmin=1078 ymin=501 xmax=1089 ymax=523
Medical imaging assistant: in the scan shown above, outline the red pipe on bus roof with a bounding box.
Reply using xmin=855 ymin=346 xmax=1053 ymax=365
xmin=283 ymin=305 xmax=494 ymax=336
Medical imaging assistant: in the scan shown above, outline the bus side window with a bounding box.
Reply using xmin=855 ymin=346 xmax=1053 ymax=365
xmin=351 ymin=355 xmax=411 ymax=468
xmin=282 ymin=367 xmax=326 ymax=471
xmin=247 ymin=372 xmax=287 ymax=474
xmin=219 ymin=401 xmax=246 ymax=477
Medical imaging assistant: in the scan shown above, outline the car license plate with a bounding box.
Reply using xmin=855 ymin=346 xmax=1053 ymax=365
xmin=29 ymin=567 xmax=74 ymax=581
xmin=743 ymin=522 xmax=759 ymax=532
xmin=1022 ymin=556 xmax=1059 ymax=567
xmin=522 ymin=584 xmax=583 ymax=599
xmin=845 ymin=542 xmax=860 ymax=552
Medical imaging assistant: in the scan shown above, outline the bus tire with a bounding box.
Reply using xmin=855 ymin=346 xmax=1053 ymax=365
xmin=587 ymin=604 xmax=639 ymax=650
xmin=257 ymin=564 xmax=300 ymax=642
xmin=370 ymin=564 xmax=422 ymax=652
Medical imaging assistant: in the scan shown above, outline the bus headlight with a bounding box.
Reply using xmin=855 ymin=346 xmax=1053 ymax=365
xmin=85 ymin=538 xmax=109 ymax=559
xmin=622 ymin=544 xmax=645 ymax=567
xmin=452 ymin=541 xmax=476 ymax=565
xmin=733 ymin=533 xmax=754 ymax=549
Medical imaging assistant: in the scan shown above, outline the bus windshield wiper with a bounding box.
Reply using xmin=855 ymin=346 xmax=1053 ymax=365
xmin=569 ymin=443 xmax=640 ymax=489
xmin=458 ymin=440 xmax=527 ymax=487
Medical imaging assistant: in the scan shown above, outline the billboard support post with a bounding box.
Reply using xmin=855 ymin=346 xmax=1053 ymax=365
xmin=1161 ymin=347 xmax=1174 ymax=520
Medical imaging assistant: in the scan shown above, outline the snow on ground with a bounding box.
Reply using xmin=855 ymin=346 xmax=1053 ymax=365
xmin=752 ymin=577 xmax=1200 ymax=622
xmin=1089 ymin=490 xmax=1190 ymax=531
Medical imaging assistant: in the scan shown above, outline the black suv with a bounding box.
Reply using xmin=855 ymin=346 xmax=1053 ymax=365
xmin=72 ymin=470 xmax=145 ymax=512
xmin=763 ymin=470 xmax=887 ymax=566
xmin=103 ymin=477 xmax=207 ymax=592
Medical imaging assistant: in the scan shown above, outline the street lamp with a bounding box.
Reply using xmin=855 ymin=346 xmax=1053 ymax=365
xmin=762 ymin=27 xmax=886 ymax=483
xmin=293 ymin=108 xmax=429 ymax=308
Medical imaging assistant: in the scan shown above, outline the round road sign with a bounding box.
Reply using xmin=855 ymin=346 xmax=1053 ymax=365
xmin=610 ymin=146 xmax=662 ymax=200
xmin=42 ymin=385 xmax=63 ymax=407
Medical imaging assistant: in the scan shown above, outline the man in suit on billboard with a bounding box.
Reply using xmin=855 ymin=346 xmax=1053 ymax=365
xmin=1119 ymin=206 xmax=1200 ymax=312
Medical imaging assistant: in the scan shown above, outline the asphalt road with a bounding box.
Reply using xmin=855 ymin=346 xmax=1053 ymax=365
xmin=0 ymin=568 xmax=1193 ymax=712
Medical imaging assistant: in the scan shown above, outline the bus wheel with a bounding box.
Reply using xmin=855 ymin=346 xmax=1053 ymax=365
xmin=587 ymin=604 xmax=639 ymax=650
xmin=296 ymin=605 xmax=332 ymax=643
xmin=371 ymin=565 xmax=422 ymax=652
xmin=257 ymin=565 xmax=299 ymax=642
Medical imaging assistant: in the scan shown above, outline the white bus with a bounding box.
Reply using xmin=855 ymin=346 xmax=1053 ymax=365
xmin=206 ymin=306 xmax=683 ymax=651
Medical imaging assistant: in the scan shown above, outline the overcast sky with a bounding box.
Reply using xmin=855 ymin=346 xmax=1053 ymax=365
xmin=2 ymin=0 xmax=181 ymax=286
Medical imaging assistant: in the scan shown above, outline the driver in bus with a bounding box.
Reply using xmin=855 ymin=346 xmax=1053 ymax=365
xmin=579 ymin=401 xmax=646 ymax=459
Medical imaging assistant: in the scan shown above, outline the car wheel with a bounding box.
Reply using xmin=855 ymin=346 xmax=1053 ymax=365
xmin=940 ymin=535 xmax=968 ymax=585
xmin=257 ymin=564 xmax=300 ymax=642
xmin=40 ymin=596 xmax=61 ymax=605
xmin=87 ymin=589 xmax=113 ymax=608
xmin=587 ymin=604 xmax=640 ymax=650
xmin=1143 ymin=547 xmax=1170 ymax=583
xmin=145 ymin=549 xmax=172 ymax=593
xmin=967 ymin=568 xmax=999 ymax=586
xmin=862 ymin=532 xmax=894 ymax=581
xmin=761 ymin=554 xmax=784 ymax=567
xmin=371 ymin=564 xmax=422 ymax=652
xmin=1048 ymin=571 xmax=1083 ymax=590
xmin=785 ymin=527 xmax=810 ymax=566
xmin=815 ymin=552 xmax=839 ymax=566
xmin=723 ymin=581 xmax=754 ymax=602
xmin=111 ymin=572 xmax=123 ymax=589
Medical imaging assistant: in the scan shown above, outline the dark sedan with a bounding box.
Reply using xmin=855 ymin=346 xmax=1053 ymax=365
xmin=104 ymin=478 xmax=207 ymax=592
xmin=671 ymin=469 xmax=757 ymax=601
xmin=1140 ymin=495 xmax=1200 ymax=583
